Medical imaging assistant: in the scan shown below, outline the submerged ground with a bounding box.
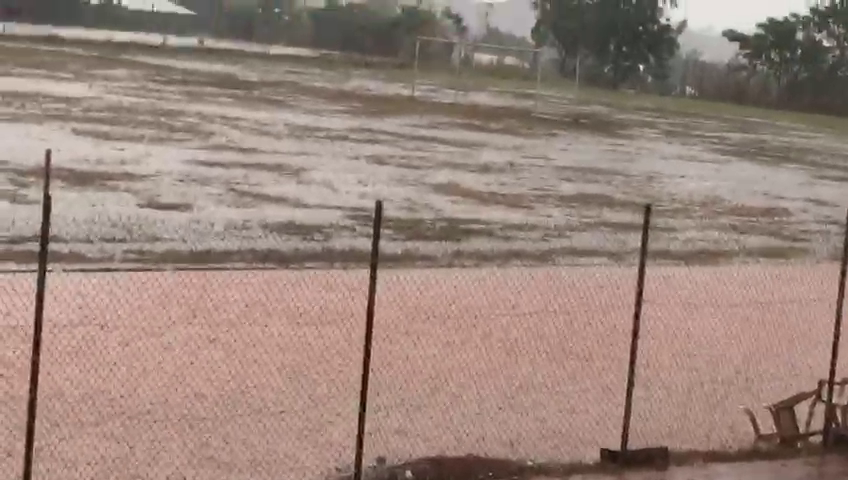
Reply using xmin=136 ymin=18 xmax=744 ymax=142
xmin=1 ymin=35 xmax=848 ymax=268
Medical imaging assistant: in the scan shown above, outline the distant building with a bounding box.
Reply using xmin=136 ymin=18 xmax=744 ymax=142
xmin=89 ymin=0 xmax=196 ymax=14
xmin=397 ymin=0 xmax=448 ymax=11
xmin=0 ymin=0 xmax=22 ymax=20
xmin=223 ymin=0 xmax=448 ymax=12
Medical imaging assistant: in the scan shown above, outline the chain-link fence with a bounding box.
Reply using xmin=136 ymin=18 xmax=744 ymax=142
xmin=27 ymin=269 xmax=368 ymax=480
xmin=3 ymin=154 xmax=848 ymax=480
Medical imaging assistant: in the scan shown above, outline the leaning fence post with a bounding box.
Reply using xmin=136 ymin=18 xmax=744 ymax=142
xmin=824 ymin=207 xmax=848 ymax=446
xmin=352 ymin=200 xmax=384 ymax=480
xmin=21 ymin=148 xmax=54 ymax=480
xmin=620 ymin=203 xmax=652 ymax=452
xmin=600 ymin=204 xmax=666 ymax=468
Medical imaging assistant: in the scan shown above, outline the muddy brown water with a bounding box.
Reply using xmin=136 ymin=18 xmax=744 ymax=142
xmin=2 ymin=41 xmax=848 ymax=267
xmin=5 ymin=27 xmax=848 ymax=480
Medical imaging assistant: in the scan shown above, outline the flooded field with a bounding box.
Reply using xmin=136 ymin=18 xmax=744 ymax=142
xmin=3 ymin=32 xmax=848 ymax=480
xmin=2 ymin=38 xmax=848 ymax=267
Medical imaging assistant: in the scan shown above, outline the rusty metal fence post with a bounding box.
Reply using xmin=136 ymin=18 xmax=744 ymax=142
xmin=620 ymin=203 xmax=652 ymax=452
xmin=824 ymin=207 xmax=848 ymax=446
xmin=601 ymin=203 xmax=667 ymax=468
xmin=353 ymin=200 xmax=384 ymax=480
xmin=21 ymin=149 xmax=54 ymax=480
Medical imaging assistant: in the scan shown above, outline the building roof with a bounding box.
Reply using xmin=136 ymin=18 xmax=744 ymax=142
xmin=91 ymin=0 xmax=196 ymax=15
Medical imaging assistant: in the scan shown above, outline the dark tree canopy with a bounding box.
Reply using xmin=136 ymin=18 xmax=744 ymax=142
xmin=721 ymin=2 xmax=848 ymax=112
xmin=534 ymin=0 xmax=683 ymax=88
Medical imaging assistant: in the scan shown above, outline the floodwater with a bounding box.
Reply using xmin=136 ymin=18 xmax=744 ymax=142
xmin=1 ymin=38 xmax=848 ymax=267
xmin=3 ymin=29 xmax=848 ymax=480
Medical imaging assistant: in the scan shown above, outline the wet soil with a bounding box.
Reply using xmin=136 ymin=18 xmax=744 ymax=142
xmin=1 ymin=38 xmax=848 ymax=268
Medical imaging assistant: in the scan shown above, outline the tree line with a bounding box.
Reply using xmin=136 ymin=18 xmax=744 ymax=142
xmin=15 ymin=0 xmax=848 ymax=117
xmin=532 ymin=0 xmax=684 ymax=89
xmin=533 ymin=0 xmax=848 ymax=117
xmin=718 ymin=2 xmax=848 ymax=115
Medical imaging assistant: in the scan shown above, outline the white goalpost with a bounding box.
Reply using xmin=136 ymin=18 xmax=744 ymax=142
xmin=410 ymin=35 xmax=544 ymax=111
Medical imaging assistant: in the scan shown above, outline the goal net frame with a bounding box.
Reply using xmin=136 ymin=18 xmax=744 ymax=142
xmin=410 ymin=35 xmax=544 ymax=110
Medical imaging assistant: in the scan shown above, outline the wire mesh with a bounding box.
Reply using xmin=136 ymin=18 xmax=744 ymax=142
xmin=24 ymin=269 xmax=368 ymax=480
xmin=631 ymin=262 xmax=848 ymax=451
xmin=628 ymin=210 xmax=848 ymax=453
xmin=0 ymin=272 xmax=34 ymax=479
xmin=365 ymin=266 xmax=637 ymax=467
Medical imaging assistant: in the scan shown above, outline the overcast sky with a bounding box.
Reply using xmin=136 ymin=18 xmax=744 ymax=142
xmin=670 ymin=0 xmax=818 ymax=32
xmin=462 ymin=0 xmax=825 ymax=39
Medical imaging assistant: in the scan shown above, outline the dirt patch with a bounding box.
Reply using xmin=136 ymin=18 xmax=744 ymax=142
xmin=0 ymin=91 xmax=88 ymax=106
xmin=0 ymin=187 xmax=38 ymax=205
xmin=584 ymin=219 xmax=660 ymax=233
xmin=346 ymin=214 xmax=535 ymax=242
xmin=361 ymin=154 xmax=516 ymax=174
xmin=227 ymin=187 xmax=311 ymax=207
xmin=806 ymin=197 xmax=840 ymax=208
xmin=263 ymin=220 xmax=352 ymax=241
xmin=45 ymin=244 xmax=639 ymax=267
xmin=1 ymin=165 xmax=147 ymax=189
xmin=556 ymin=164 xmax=635 ymax=181
xmin=137 ymin=198 xmax=194 ymax=212
xmin=360 ymin=154 xmax=429 ymax=171
xmin=352 ymin=127 xmax=485 ymax=149
xmin=285 ymin=124 xmax=382 ymax=145
xmin=708 ymin=141 xmax=837 ymax=173
xmin=814 ymin=172 xmax=848 ymax=182
xmin=718 ymin=221 xmax=810 ymax=244
xmin=551 ymin=192 xmax=643 ymax=211
xmin=0 ymin=234 xmax=78 ymax=247
xmin=0 ymin=42 xmax=142 ymax=73
xmin=0 ymin=248 xmax=104 ymax=264
xmin=432 ymin=182 xmax=534 ymax=210
xmin=202 ymin=142 xmax=277 ymax=154
xmin=651 ymin=245 xmax=810 ymax=264
xmin=149 ymin=71 xmax=263 ymax=92
xmin=720 ymin=204 xmax=793 ymax=219
xmin=70 ymin=126 xmax=192 ymax=144
xmin=192 ymin=159 xmax=304 ymax=176
xmin=434 ymin=119 xmax=544 ymax=136
xmin=117 ymin=247 xmax=430 ymax=266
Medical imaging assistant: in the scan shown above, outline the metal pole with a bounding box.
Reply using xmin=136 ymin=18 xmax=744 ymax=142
xmin=352 ymin=200 xmax=384 ymax=480
xmin=575 ymin=55 xmax=581 ymax=90
xmin=824 ymin=206 xmax=848 ymax=446
xmin=411 ymin=37 xmax=420 ymax=98
xmin=534 ymin=47 xmax=542 ymax=112
xmin=453 ymin=39 xmax=462 ymax=103
xmin=620 ymin=203 xmax=652 ymax=452
xmin=576 ymin=0 xmax=583 ymax=90
xmin=21 ymin=148 xmax=53 ymax=480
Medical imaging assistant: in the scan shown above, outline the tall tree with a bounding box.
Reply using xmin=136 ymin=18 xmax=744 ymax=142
xmin=723 ymin=1 xmax=848 ymax=112
xmin=534 ymin=0 xmax=683 ymax=88
xmin=27 ymin=0 xmax=84 ymax=23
